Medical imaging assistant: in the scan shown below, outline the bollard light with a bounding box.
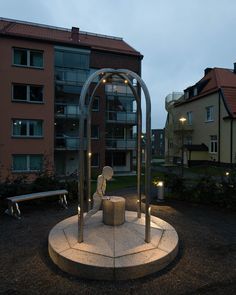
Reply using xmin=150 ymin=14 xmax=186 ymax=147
xmin=157 ymin=181 xmax=164 ymax=187
xmin=157 ymin=181 xmax=164 ymax=202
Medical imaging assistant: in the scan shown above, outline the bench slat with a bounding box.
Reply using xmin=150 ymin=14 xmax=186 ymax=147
xmin=8 ymin=190 xmax=68 ymax=203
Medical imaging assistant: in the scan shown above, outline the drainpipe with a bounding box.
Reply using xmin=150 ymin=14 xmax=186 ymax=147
xmin=218 ymin=91 xmax=221 ymax=163
xmin=230 ymin=119 xmax=233 ymax=165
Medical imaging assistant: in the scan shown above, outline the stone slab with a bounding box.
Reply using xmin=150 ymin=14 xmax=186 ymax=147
xmin=48 ymin=211 xmax=179 ymax=280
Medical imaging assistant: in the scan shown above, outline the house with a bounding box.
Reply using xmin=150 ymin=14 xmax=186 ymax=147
xmin=0 ymin=17 xmax=143 ymax=181
xmin=165 ymin=66 xmax=236 ymax=166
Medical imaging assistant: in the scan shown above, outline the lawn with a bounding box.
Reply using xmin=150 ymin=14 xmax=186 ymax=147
xmin=91 ymin=171 xmax=165 ymax=194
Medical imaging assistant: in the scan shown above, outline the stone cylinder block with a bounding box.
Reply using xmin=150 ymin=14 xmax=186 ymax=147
xmin=103 ymin=196 xmax=125 ymax=226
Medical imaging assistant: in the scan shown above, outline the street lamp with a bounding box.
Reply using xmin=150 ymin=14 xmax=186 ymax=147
xmin=179 ymin=117 xmax=186 ymax=177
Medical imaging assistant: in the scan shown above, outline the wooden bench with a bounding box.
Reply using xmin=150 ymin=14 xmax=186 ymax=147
xmin=5 ymin=189 xmax=68 ymax=219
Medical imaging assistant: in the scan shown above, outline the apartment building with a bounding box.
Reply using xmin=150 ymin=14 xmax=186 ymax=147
xmin=165 ymin=67 xmax=236 ymax=166
xmin=0 ymin=18 xmax=142 ymax=181
xmin=151 ymin=129 xmax=165 ymax=158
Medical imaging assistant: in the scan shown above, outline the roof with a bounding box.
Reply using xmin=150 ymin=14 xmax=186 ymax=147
xmin=184 ymin=144 xmax=208 ymax=152
xmin=0 ymin=17 xmax=142 ymax=57
xmin=175 ymin=67 xmax=236 ymax=118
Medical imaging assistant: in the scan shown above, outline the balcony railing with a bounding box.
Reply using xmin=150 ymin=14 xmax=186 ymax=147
xmin=55 ymin=137 xmax=87 ymax=150
xmin=106 ymin=111 xmax=137 ymax=124
xmin=173 ymin=123 xmax=194 ymax=132
xmin=106 ymin=139 xmax=136 ymax=150
xmin=55 ymin=103 xmax=80 ymax=118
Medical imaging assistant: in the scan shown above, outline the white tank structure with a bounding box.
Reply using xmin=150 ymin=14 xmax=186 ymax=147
xmin=165 ymin=92 xmax=184 ymax=112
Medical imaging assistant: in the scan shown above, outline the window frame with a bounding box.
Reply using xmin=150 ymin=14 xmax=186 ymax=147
xmin=91 ymin=125 xmax=99 ymax=139
xmin=91 ymin=153 xmax=100 ymax=167
xmin=12 ymin=154 xmax=43 ymax=172
xmin=205 ymin=106 xmax=214 ymax=122
xmin=210 ymin=135 xmax=218 ymax=154
xmin=12 ymin=119 xmax=43 ymax=138
xmin=12 ymin=83 xmax=44 ymax=103
xmin=186 ymin=111 xmax=193 ymax=125
xmin=92 ymin=96 xmax=99 ymax=112
xmin=13 ymin=47 xmax=44 ymax=69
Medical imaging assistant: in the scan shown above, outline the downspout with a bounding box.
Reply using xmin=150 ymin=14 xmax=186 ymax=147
xmin=218 ymin=91 xmax=221 ymax=163
xmin=230 ymin=119 xmax=233 ymax=165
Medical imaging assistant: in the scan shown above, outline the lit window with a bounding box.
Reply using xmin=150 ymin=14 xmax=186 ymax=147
xmin=12 ymin=119 xmax=43 ymax=137
xmin=187 ymin=111 xmax=193 ymax=125
xmin=210 ymin=135 xmax=217 ymax=153
xmin=13 ymin=48 xmax=43 ymax=68
xmin=12 ymin=154 xmax=43 ymax=172
xmin=12 ymin=84 xmax=43 ymax=102
xmin=206 ymin=106 xmax=214 ymax=122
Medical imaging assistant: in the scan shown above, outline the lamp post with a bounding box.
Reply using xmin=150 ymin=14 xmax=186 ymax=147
xmin=179 ymin=117 xmax=186 ymax=177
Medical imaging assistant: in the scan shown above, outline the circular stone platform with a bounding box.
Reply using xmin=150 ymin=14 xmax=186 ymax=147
xmin=48 ymin=211 xmax=179 ymax=280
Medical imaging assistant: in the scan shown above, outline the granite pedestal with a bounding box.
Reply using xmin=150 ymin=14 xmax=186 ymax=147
xmin=48 ymin=211 xmax=179 ymax=280
xmin=103 ymin=196 xmax=125 ymax=226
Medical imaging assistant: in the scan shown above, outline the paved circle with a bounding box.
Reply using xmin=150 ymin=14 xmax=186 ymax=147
xmin=48 ymin=211 xmax=179 ymax=280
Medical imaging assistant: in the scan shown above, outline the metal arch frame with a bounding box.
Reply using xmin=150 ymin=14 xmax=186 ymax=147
xmin=86 ymin=72 xmax=142 ymax=217
xmin=78 ymin=68 xmax=152 ymax=243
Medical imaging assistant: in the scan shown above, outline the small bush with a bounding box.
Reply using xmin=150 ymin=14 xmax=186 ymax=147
xmin=152 ymin=172 xmax=236 ymax=210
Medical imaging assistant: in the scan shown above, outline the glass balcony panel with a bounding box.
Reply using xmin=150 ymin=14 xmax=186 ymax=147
xmin=106 ymin=111 xmax=136 ymax=124
xmin=106 ymin=139 xmax=136 ymax=149
xmin=55 ymin=104 xmax=80 ymax=118
xmin=55 ymin=137 xmax=87 ymax=150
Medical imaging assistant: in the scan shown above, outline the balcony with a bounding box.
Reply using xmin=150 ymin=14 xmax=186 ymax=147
xmin=55 ymin=103 xmax=80 ymax=119
xmin=173 ymin=123 xmax=194 ymax=133
xmin=106 ymin=139 xmax=136 ymax=150
xmin=55 ymin=137 xmax=87 ymax=150
xmin=106 ymin=111 xmax=137 ymax=124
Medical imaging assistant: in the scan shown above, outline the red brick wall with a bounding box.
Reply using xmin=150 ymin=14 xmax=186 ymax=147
xmin=0 ymin=38 xmax=54 ymax=181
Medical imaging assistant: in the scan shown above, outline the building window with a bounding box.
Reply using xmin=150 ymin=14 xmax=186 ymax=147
xmin=55 ymin=49 xmax=90 ymax=69
xmin=206 ymin=106 xmax=214 ymax=122
xmin=13 ymin=48 xmax=43 ymax=68
xmin=92 ymin=97 xmax=99 ymax=111
xmin=185 ymin=136 xmax=192 ymax=145
xmin=12 ymin=119 xmax=43 ymax=137
xmin=113 ymin=152 xmax=126 ymax=166
xmin=12 ymin=84 xmax=43 ymax=102
xmin=210 ymin=135 xmax=217 ymax=153
xmin=193 ymin=87 xmax=198 ymax=96
xmin=91 ymin=125 xmax=99 ymax=139
xmin=107 ymin=126 xmax=125 ymax=139
xmin=187 ymin=111 xmax=193 ymax=125
xmin=185 ymin=91 xmax=189 ymax=99
xmin=12 ymin=154 xmax=43 ymax=172
xmin=91 ymin=153 xmax=99 ymax=167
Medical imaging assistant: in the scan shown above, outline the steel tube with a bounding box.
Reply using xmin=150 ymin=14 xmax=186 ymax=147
xmin=78 ymin=68 xmax=151 ymax=243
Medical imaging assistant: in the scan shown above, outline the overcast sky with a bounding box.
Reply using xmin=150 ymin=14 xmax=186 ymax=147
xmin=1 ymin=0 xmax=236 ymax=128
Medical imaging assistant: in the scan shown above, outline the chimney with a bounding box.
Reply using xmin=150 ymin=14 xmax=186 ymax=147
xmin=71 ymin=27 xmax=80 ymax=42
xmin=234 ymin=62 xmax=236 ymax=73
xmin=204 ymin=67 xmax=212 ymax=76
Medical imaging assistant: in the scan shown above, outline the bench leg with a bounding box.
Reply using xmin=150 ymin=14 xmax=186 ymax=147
xmin=59 ymin=194 xmax=68 ymax=209
xmin=5 ymin=202 xmax=21 ymax=219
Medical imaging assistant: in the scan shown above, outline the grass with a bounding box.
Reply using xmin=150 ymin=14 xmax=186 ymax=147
xmin=91 ymin=171 xmax=165 ymax=194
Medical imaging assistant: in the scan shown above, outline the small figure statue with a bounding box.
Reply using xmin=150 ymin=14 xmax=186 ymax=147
xmin=84 ymin=166 xmax=113 ymax=223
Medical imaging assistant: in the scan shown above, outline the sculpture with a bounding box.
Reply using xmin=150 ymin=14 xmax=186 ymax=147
xmin=84 ymin=166 xmax=113 ymax=223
